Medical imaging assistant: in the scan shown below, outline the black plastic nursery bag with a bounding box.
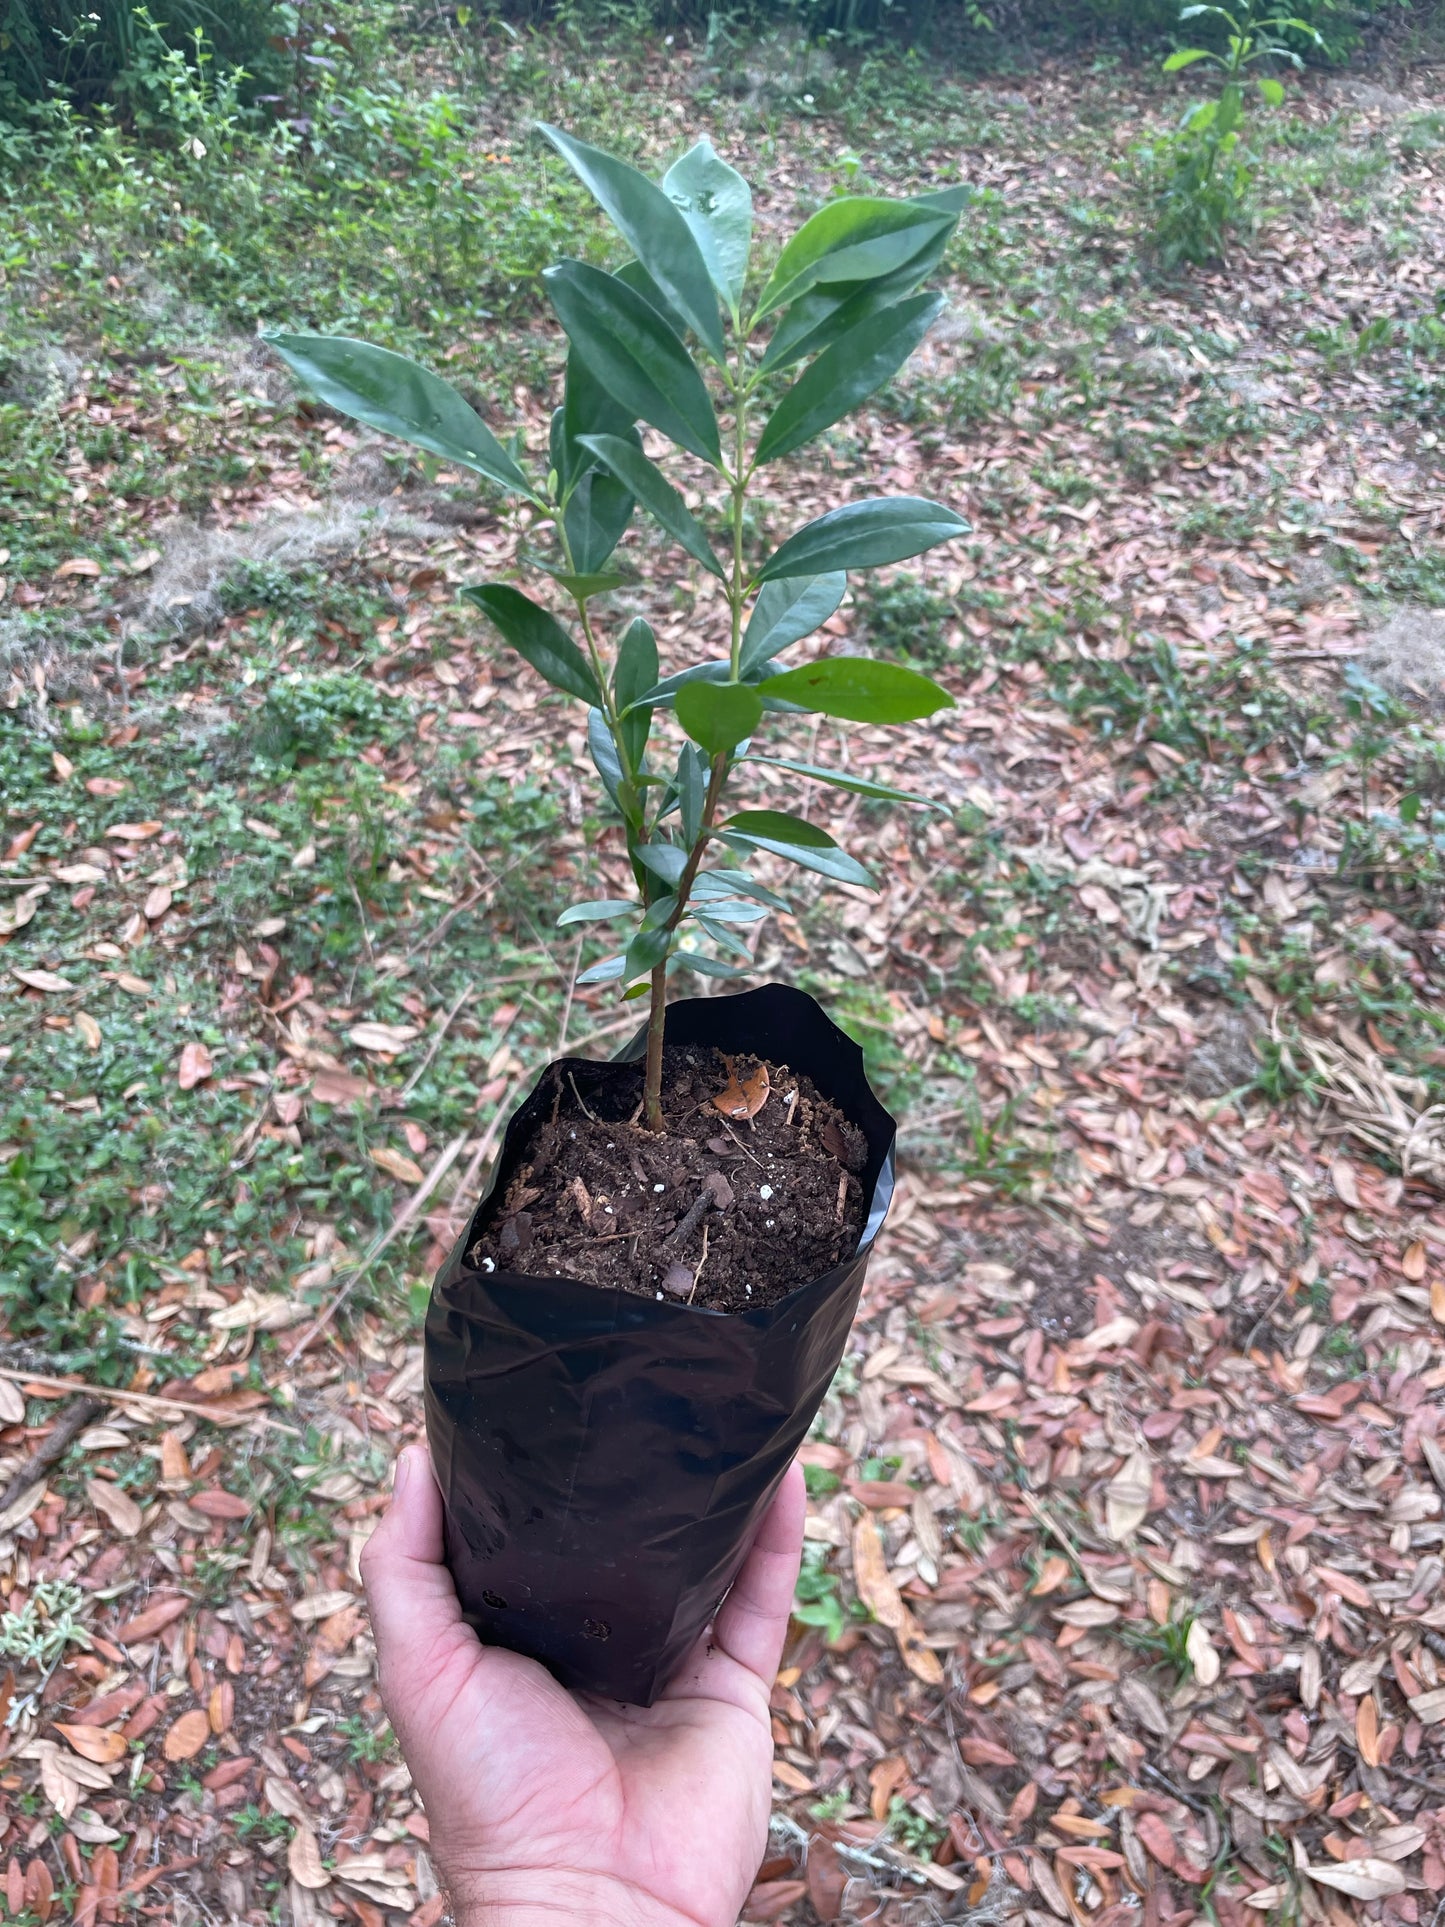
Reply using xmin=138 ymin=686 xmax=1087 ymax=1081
xmin=423 ymin=982 xmax=897 ymax=1705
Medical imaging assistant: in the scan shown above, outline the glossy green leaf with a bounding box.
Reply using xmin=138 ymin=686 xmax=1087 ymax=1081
xmin=751 ymin=197 xmax=953 ymax=324
xmin=677 ymin=743 xmax=706 ymax=846
xmin=739 ymin=573 xmax=847 ymax=677
xmin=526 ymin=555 xmax=630 ymax=600
xmin=754 ymin=292 xmax=943 ymax=465
xmin=614 ymin=616 xmax=658 ymax=771
xmin=264 ymin=333 xmax=533 ymax=497
xmin=718 ymin=817 xmax=874 ymax=887
xmin=675 ymin=678 xmax=764 ymax=756
xmin=624 ymin=924 xmax=672 ymax=981
xmin=615 ymin=257 xmax=693 ymax=341
xmin=636 ymin=840 xmax=688 ymax=886
xmin=663 ymin=137 xmax=753 ymax=316
xmin=1163 ymin=46 xmax=1212 ymax=68
xmin=558 ymin=899 xmax=635 ymax=925
xmin=463 ymin=584 xmax=602 ymax=705
xmin=577 ymin=953 xmax=626 ymax=984
xmin=756 ymin=496 xmax=968 ymax=582
xmin=538 ymin=123 xmax=725 ymax=361
xmin=639 ymin=893 xmax=679 ymax=931
xmin=692 ymin=912 xmax=755 ymax=960
xmin=693 ymin=868 xmax=792 ymax=912
xmin=564 ymin=466 xmax=635 ymax=575
xmin=560 ymin=344 xmax=635 ymax=493
xmin=578 ymin=433 xmax=725 ymax=578
xmin=687 ymin=896 xmax=767 ymax=923
xmin=758 ymin=656 xmax=952 ymax=723
xmin=669 ymin=950 xmax=747 ymax=979
xmin=587 ymin=707 xmax=629 ymax=815
xmin=750 ymin=755 xmax=946 ymax=809
xmin=545 ymin=261 xmax=722 ymax=464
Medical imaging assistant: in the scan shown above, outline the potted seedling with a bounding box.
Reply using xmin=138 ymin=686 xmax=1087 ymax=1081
xmin=266 ymin=127 xmax=968 ymax=1703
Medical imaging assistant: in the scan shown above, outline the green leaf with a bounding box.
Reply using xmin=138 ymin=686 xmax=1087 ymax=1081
xmin=263 ymin=333 xmax=533 ymax=497
xmin=1257 ymin=74 xmax=1285 ymax=104
xmin=669 ymin=950 xmax=747 ymax=979
xmin=675 ymin=679 xmax=764 ymax=756
xmin=615 ymin=616 xmax=658 ymax=771
xmin=636 ymin=841 xmax=688 ymax=886
xmin=463 ymin=585 xmax=602 ymax=705
xmin=751 ymin=197 xmax=953 ymax=324
xmin=558 ymin=899 xmax=636 ymax=925
xmin=577 ymin=953 xmax=626 ymax=984
xmin=663 ymin=137 xmax=753 ymax=317
xmin=545 ymin=261 xmax=722 ymax=464
xmin=564 ymin=466 xmax=635 ymax=575
xmin=538 ymin=123 xmax=725 ymax=361
xmin=639 ymin=893 xmax=678 ymax=931
xmin=558 ymin=343 xmax=635 ymax=499
xmin=756 ymin=497 xmax=968 ymax=582
xmin=692 ymin=912 xmax=755 ymax=960
xmin=719 ymin=816 xmax=874 ymax=887
xmin=1163 ymin=46 xmax=1212 ymax=69
xmin=615 ymin=258 xmax=692 ymax=342
xmin=624 ymin=924 xmax=672 ymax=981
xmin=759 ymin=656 xmax=952 ymax=724
xmin=750 ymin=755 xmax=946 ymax=809
xmin=687 ymin=896 xmax=767 ymax=923
xmin=578 ymin=433 xmax=725 ymax=578
xmin=1400 ymin=790 xmax=1422 ymax=824
xmin=754 ymin=292 xmax=943 ymax=465
xmin=739 ymin=573 xmax=847 ymax=677
xmin=587 ymin=707 xmax=627 ymax=813
xmin=526 ymin=556 xmax=630 ymax=600
xmin=677 ymin=743 xmax=706 ymax=845
xmin=693 ymin=867 xmax=791 ymax=912
xmin=725 ymin=809 xmax=835 ymax=847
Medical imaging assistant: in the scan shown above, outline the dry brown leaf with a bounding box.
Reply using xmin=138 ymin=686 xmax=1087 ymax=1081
xmin=177 ymin=1041 xmax=212 ymax=1090
xmin=287 ymin=1826 xmax=331 ymax=1891
xmin=851 ymin=1513 xmax=942 ymax=1684
xmin=711 ymin=1055 xmax=770 ymax=1120
xmin=1304 ymin=1859 xmax=1407 ymax=1900
xmin=1356 ymin=1692 xmax=1380 ymax=1766
xmin=1104 ymin=1449 xmax=1152 ymax=1541
xmin=86 ymin=1478 xmax=142 ymax=1537
xmin=347 ymin=1021 xmax=420 ymax=1054
xmin=163 ymin=1709 xmax=211 ymax=1762
xmin=1186 ymin=1618 xmax=1220 ymax=1686
xmin=0 ymin=1378 xmax=24 ymax=1424
xmin=53 ymin=1725 xmax=126 ymax=1766
xmin=114 ymin=1594 xmax=190 ymax=1643
xmin=1402 ymin=1239 xmax=1427 ymax=1280
xmin=1330 ymin=1158 xmax=1361 ymax=1206
xmin=75 ymin=1011 xmax=102 ymax=1050
xmin=370 ymin=1144 xmax=425 ymax=1185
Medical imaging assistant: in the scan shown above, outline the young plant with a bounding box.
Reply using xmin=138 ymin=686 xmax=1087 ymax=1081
xmin=1142 ymin=1 xmax=1322 ymax=266
xmin=266 ymin=130 xmax=969 ymax=1130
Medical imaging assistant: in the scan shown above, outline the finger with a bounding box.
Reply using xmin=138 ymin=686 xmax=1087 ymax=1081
xmin=361 ymin=1443 xmax=464 ymax=1669
xmin=710 ymin=1459 xmax=806 ymax=1687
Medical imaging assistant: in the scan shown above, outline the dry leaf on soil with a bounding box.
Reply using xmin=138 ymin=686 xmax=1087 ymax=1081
xmin=163 ymin=1709 xmax=211 ymax=1762
xmin=53 ymin=1725 xmax=127 ymax=1766
xmin=87 ymin=1478 xmax=142 ymax=1537
xmin=177 ymin=1041 xmax=212 ymax=1089
xmin=851 ymin=1513 xmax=943 ymax=1685
xmin=1104 ymin=1448 xmax=1152 ymax=1541
xmin=1304 ymin=1859 xmax=1407 ymax=1900
xmin=347 ymin=1021 xmax=420 ymax=1054
xmin=710 ymin=1055 xmax=770 ymax=1120
xmin=288 ymin=1826 xmax=331 ymax=1891
xmin=1186 ymin=1617 xmax=1220 ymax=1686
xmin=370 ymin=1144 xmax=425 ymax=1185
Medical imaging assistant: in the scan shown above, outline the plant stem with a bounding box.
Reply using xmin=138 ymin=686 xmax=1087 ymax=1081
xmin=641 ymin=752 xmax=730 ymax=1131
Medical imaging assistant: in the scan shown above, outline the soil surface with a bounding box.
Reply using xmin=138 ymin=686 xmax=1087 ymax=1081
xmin=468 ymin=1045 xmax=869 ymax=1311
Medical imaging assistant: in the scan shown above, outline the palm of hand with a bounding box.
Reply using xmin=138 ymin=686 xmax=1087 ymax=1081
xmin=362 ymin=1447 xmax=804 ymax=1927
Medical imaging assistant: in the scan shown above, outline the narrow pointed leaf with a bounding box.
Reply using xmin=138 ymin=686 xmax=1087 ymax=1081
xmin=636 ymin=841 xmax=688 ymax=886
xmin=761 ymin=214 xmax=956 ymax=373
xmin=624 ymin=925 xmax=672 ymax=981
xmin=756 ymin=497 xmax=968 ymax=582
xmin=663 ymin=137 xmax=753 ymax=315
xmin=693 ymin=868 xmax=792 ymax=911
xmin=538 ymin=123 xmax=725 ymax=360
xmin=677 ymin=743 xmax=707 ymax=845
xmin=740 ymin=573 xmax=847 ymax=676
xmin=759 ymin=656 xmax=952 ymax=723
xmin=687 ymin=896 xmax=768 ymax=922
xmin=545 ymin=261 xmax=722 ymax=463
xmin=616 ymin=257 xmax=692 ymax=341
xmin=577 ymin=953 xmax=626 ymax=984
xmin=264 ymin=333 xmax=532 ymax=495
xmin=755 ymin=292 xmax=943 ymax=465
xmin=588 ymin=706 xmax=627 ymax=811
xmin=692 ymin=912 xmax=756 ymax=960
xmin=615 ymin=616 xmax=657 ymax=772
xmin=726 ymin=809 xmax=836 ymax=847
xmin=564 ymin=466 xmax=634 ymax=574
xmin=463 ymin=584 xmax=602 ymax=705
xmin=558 ymin=899 xmax=636 ymax=925
xmin=675 ymin=679 xmax=764 ymax=756
xmin=750 ymin=755 xmax=946 ymax=808
xmin=579 ymin=433 xmax=725 ymax=577
xmin=720 ymin=824 xmax=878 ymax=890
xmin=669 ymin=950 xmax=748 ymax=979
xmin=751 ymin=197 xmax=952 ymax=323
xmin=558 ymin=344 xmax=635 ymax=497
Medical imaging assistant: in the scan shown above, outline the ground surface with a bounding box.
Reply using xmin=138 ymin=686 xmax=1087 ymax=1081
xmin=2 ymin=18 xmax=1445 ymax=1927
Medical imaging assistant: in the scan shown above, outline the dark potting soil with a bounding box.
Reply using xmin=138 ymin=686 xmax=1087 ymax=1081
xmin=468 ymin=1044 xmax=869 ymax=1313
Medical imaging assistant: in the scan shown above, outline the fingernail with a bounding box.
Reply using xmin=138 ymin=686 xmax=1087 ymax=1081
xmin=393 ymin=1450 xmax=414 ymax=1498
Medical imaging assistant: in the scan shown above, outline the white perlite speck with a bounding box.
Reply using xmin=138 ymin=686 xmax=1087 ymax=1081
xmin=759 ymin=1184 xmax=773 ymax=1200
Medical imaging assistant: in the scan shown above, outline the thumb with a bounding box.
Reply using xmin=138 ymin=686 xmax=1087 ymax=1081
xmin=361 ymin=1443 xmax=467 ymax=1698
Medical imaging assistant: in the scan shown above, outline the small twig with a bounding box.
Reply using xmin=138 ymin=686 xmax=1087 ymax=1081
xmin=557 ymin=936 xmax=582 ymax=1054
xmin=567 ymin=1071 xmax=599 ymax=1122
xmin=1140 ymin=1759 xmax=1212 ymax=1816
xmin=665 ymin=1190 xmax=713 ymax=1250
xmin=0 ymin=1393 xmax=105 ymax=1517
xmin=0 ymin=1366 xmax=298 ymax=1435
xmin=400 ymin=977 xmax=474 ymax=1100
xmin=283 ymin=1131 xmax=468 ymax=1363
xmin=716 ymin=1117 xmax=765 ymax=1168
xmin=687 ymin=1222 xmax=710 ymax=1305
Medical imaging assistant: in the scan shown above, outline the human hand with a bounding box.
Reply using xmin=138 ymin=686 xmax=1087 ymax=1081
xmin=361 ymin=1442 xmax=806 ymax=1927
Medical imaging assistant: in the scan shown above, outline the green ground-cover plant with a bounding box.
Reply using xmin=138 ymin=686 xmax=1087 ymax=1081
xmin=1139 ymin=1 xmax=1323 ymax=265
xmin=268 ymin=129 xmax=968 ymax=1128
